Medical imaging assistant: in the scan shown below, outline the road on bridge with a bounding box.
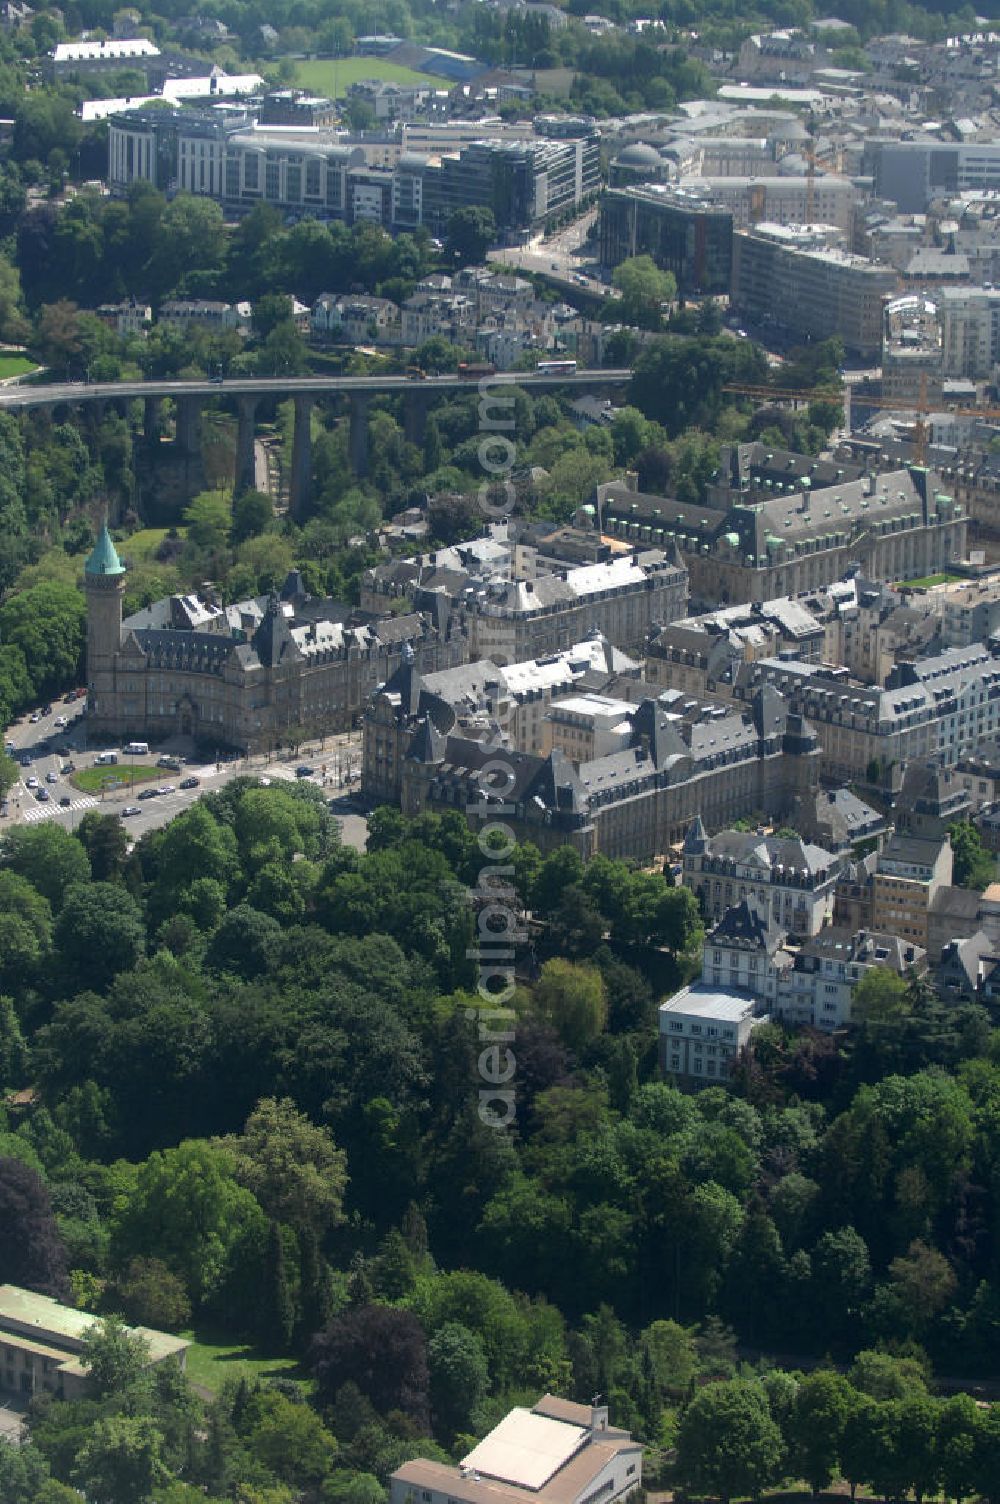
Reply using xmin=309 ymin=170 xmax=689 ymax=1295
xmin=0 ymin=368 xmax=634 ymax=410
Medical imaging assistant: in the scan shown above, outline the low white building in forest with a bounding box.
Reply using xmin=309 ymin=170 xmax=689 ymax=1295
xmin=391 ymin=1396 xmax=642 ymax=1504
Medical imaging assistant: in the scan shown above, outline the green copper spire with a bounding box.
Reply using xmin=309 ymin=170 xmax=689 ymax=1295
xmin=85 ymin=522 xmax=125 ymax=578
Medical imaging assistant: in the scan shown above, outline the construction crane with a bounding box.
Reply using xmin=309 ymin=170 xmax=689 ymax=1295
xmin=722 ymin=377 xmax=1000 ymax=469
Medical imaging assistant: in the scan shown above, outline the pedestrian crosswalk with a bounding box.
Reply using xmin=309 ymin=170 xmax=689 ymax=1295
xmin=22 ymin=795 xmax=98 ymax=823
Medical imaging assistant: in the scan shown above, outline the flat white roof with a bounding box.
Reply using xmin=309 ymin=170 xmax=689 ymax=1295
xmin=659 ymin=984 xmax=761 ymax=1023
xmin=54 ymin=37 xmax=160 ymax=59
xmin=461 ymin=1409 xmax=588 ymax=1492
xmin=549 ymin=693 xmax=634 ymax=718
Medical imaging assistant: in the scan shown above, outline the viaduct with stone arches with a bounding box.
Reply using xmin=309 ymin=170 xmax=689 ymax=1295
xmin=0 ymin=369 xmax=632 ymax=521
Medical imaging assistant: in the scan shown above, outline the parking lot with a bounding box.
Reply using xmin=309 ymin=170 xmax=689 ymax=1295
xmin=2 ymin=699 xmax=369 ymax=849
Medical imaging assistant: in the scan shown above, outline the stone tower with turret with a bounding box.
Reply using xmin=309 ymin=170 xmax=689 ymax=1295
xmin=84 ymin=522 xmax=126 ymax=734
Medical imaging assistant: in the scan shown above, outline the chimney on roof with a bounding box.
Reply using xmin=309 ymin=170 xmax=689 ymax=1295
xmin=590 ymin=1401 xmax=609 ymax=1432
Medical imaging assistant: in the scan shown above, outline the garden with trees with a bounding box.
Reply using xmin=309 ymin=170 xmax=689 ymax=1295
xmin=2 ymin=791 xmax=1000 ymax=1499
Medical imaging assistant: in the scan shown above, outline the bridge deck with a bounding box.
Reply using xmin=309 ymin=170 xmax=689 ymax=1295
xmin=0 ymin=369 xmax=633 ymax=409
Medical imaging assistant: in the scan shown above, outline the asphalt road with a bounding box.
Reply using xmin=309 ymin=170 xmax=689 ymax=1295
xmin=3 ymin=702 xmax=369 ymax=850
xmin=0 ymin=367 xmax=633 ymax=412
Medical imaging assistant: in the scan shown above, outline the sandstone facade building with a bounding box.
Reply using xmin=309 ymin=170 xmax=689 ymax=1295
xmin=84 ymin=526 xmax=465 ymax=751
xmin=362 ymin=544 xmax=689 ymax=661
xmin=732 ymin=641 xmax=1000 ymax=781
xmin=369 ymin=679 xmax=821 ymax=862
xmin=596 ymin=461 xmax=966 ymax=607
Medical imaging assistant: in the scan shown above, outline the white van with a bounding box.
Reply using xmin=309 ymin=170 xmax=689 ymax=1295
xmin=124 ymin=741 xmax=149 ymax=756
xmin=95 ymin=751 xmax=119 ymax=765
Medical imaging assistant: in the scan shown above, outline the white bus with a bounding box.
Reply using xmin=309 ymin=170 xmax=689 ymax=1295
xmin=535 ymin=359 xmax=578 ymax=374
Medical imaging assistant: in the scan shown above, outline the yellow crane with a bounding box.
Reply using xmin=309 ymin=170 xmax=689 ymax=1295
xmin=723 ymin=375 xmax=1000 ymax=468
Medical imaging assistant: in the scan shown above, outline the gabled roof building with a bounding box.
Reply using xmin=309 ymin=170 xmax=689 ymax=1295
xmin=681 ymin=820 xmax=841 ymax=936
xmin=84 ymin=533 xmax=466 ymax=752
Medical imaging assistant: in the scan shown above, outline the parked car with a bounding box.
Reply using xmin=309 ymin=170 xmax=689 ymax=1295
xmin=157 ymin=755 xmax=182 ymax=771
xmin=137 ymin=789 xmax=159 ymax=801
xmin=122 ymin=805 xmax=141 ymax=816
xmin=295 ymin=765 xmax=315 ymax=778
xmin=156 ymin=785 xmax=176 ymax=796
xmin=4 ymin=740 xmax=14 ymax=754
xmin=179 ymin=776 xmax=200 ymax=790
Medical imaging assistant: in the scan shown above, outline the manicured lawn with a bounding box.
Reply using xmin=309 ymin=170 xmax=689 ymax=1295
xmin=896 ymin=572 xmax=963 ymax=590
xmin=179 ymin=1328 xmax=306 ymax=1394
xmin=120 ymin=527 xmax=176 ymax=563
xmin=72 ymin=764 xmax=163 ymax=793
xmin=293 ymin=55 xmax=442 ymax=97
xmin=0 ymin=354 xmax=38 ymax=379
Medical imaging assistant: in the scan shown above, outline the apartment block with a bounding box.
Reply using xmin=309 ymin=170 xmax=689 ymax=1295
xmin=731 ymin=223 xmax=899 ymax=355
xmin=871 ymin=832 xmax=954 ymax=945
xmin=737 ymin=642 xmax=1000 ymax=781
xmin=938 ymin=285 xmax=1000 ymax=380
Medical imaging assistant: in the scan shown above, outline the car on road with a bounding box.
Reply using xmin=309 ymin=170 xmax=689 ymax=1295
xmin=41 ymin=704 xmax=51 ymax=716
xmin=35 ymin=789 xmax=49 ymax=802
xmin=137 ymin=788 xmax=159 ymax=801
xmin=59 ymin=796 xmax=71 ymax=807
xmin=29 ymin=712 xmax=40 ymax=723
xmin=156 ymin=784 xmax=176 ymax=796
xmin=53 ymin=715 xmax=67 ymax=727
xmin=60 ymin=763 xmax=74 ymax=775
xmin=45 ymin=770 xmax=58 ymax=783
xmin=19 ymin=753 xmax=31 ymax=767
xmin=295 ymin=765 xmax=315 ymax=778
xmin=179 ymin=776 xmax=200 ymax=790
xmin=4 ymin=740 xmax=13 ymax=754
xmin=122 ymin=805 xmax=141 ymax=816
xmin=25 ymin=776 xmax=38 ymax=788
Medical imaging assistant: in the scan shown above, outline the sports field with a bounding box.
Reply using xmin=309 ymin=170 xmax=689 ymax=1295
xmin=293 ymin=56 xmax=442 ymax=97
